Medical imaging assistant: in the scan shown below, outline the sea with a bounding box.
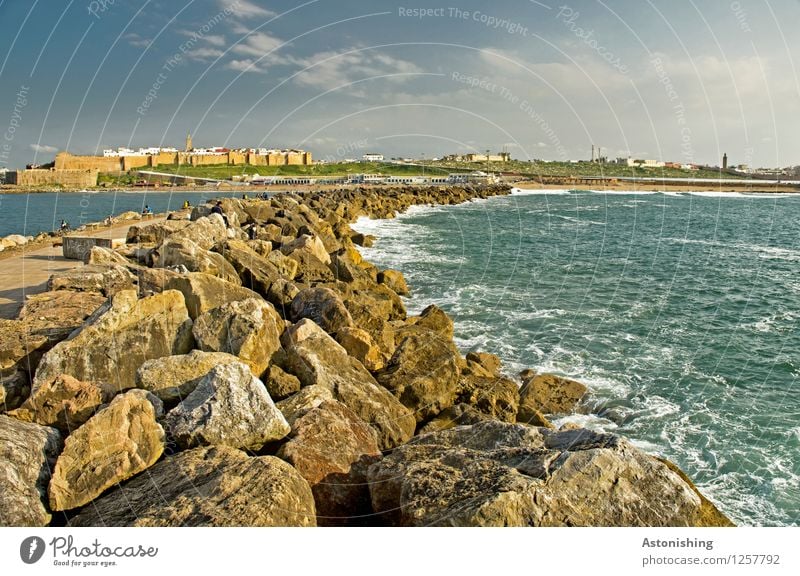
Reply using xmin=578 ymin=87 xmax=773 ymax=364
xmin=0 ymin=190 xmax=253 ymax=237
xmin=351 ymin=188 xmax=800 ymax=527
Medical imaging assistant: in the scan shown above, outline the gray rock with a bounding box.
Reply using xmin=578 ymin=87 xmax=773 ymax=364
xmin=164 ymin=362 xmax=290 ymax=450
xmin=48 ymin=389 xmax=165 ymax=512
xmin=368 ymin=420 xmax=728 ymax=527
xmin=135 ymin=350 xmax=243 ymax=405
xmin=0 ymin=415 xmax=62 ymax=526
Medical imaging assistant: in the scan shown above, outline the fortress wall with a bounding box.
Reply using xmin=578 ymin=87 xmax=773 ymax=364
xmin=121 ymin=156 xmax=151 ymax=171
xmin=10 ymin=169 xmax=98 ymax=187
xmin=229 ymin=151 xmax=247 ymax=165
xmin=55 ymin=153 xmax=121 ymax=172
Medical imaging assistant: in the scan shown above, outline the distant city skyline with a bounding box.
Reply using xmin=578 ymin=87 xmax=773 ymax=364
xmin=1 ymin=0 xmax=799 ymax=170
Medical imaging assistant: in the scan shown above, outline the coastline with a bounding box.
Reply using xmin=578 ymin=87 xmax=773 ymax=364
xmin=0 ymin=184 xmax=733 ymax=527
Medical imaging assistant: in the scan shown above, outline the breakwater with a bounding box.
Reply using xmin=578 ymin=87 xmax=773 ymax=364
xmin=0 ymin=184 xmax=731 ymax=527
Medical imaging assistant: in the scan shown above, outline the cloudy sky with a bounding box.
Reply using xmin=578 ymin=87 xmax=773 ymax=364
xmin=1 ymin=0 xmax=798 ymax=169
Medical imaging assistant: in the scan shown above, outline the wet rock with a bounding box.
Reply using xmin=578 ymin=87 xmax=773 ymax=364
xmin=0 ymin=415 xmax=62 ymax=526
xmin=290 ymin=287 xmax=353 ymax=336
xmin=32 ymin=290 xmax=194 ymax=393
xmin=9 ymin=374 xmax=112 ymax=434
xmin=376 ymin=330 xmax=461 ymax=423
xmin=68 ymin=446 xmax=316 ymax=526
xmin=456 ymin=374 xmax=520 ymax=423
xmin=192 ymin=298 xmax=283 ymax=378
xmin=48 ymin=390 xmax=165 ymax=512
xmin=283 ymin=319 xmax=415 ymax=450
xmin=368 ymin=420 xmax=727 ymax=527
xmin=135 ymin=350 xmax=243 ymax=405
xmin=417 ymin=403 xmax=490 ymax=435
xmin=278 ymin=401 xmax=381 ymax=526
xmin=377 ymin=269 xmax=409 ymax=296
xmin=164 ymin=362 xmax=290 ymax=451
xmin=48 ymin=264 xmax=135 ymax=297
xmin=465 ymin=351 xmax=502 ymax=376
xmin=165 ymin=272 xmax=259 ymax=319
xmin=520 ymin=373 xmax=588 ymax=415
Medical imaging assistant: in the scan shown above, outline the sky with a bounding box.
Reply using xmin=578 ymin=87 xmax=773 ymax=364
xmin=0 ymin=0 xmax=798 ymax=169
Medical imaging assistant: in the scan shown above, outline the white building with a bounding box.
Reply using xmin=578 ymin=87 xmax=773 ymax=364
xmin=362 ymin=153 xmax=384 ymax=162
xmin=627 ymin=158 xmax=666 ymax=168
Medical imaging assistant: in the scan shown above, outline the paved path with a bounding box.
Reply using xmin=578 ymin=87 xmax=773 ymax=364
xmin=0 ymin=217 xmax=166 ymax=319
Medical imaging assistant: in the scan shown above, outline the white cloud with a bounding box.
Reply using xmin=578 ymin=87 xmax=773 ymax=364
xmin=203 ymin=34 xmax=227 ymax=47
xmin=221 ymin=0 xmax=275 ymax=20
xmin=186 ymin=47 xmax=225 ymax=62
xmin=225 ymin=58 xmax=265 ymax=73
xmin=290 ymin=49 xmax=424 ymax=89
xmin=30 ymin=144 xmax=58 ymax=154
xmin=232 ymin=32 xmax=283 ymax=58
xmin=124 ymin=33 xmax=151 ymax=48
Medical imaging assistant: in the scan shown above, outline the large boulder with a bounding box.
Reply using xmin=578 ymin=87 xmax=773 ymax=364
xmin=263 ymin=364 xmax=301 ymax=400
xmin=283 ymin=319 xmax=415 ymax=450
xmin=126 ymin=220 xmax=192 ymax=245
xmin=32 ymin=290 xmax=194 ymax=393
xmin=266 ymin=250 xmax=299 ymax=280
xmin=287 ymin=250 xmax=335 ymax=284
xmin=0 ymin=415 xmax=61 ymax=526
xmin=377 ymin=269 xmax=409 ymax=296
xmin=48 ymin=389 xmax=165 ymax=512
xmin=165 ymin=272 xmax=259 ymax=319
xmin=47 ymin=264 xmax=135 ymax=297
xmin=135 ymin=350 xmax=243 ymax=405
xmin=192 ymin=298 xmax=283 ymax=378
xmin=290 ymin=287 xmax=353 ymax=336
xmin=1 ymin=291 xmax=107 ymax=411
xmin=168 ymin=214 xmax=228 ymax=250
xmin=68 ymin=446 xmax=316 ymax=526
xmin=8 ymin=374 xmax=113 ymax=433
xmin=375 ymin=330 xmax=461 ymax=423
xmin=157 ymin=238 xmax=240 ymax=284
xmin=520 ymin=373 xmax=588 ymax=415
xmin=281 ymin=234 xmax=331 ymax=265
xmin=278 ymin=401 xmax=381 ymax=526
xmin=368 ymin=421 xmax=730 ymax=527
xmin=335 ymin=327 xmax=384 ymax=372
xmin=276 ymin=384 xmax=335 ymax=426
xmin=163 ymin=362 xmax=290 ymax=451
xmin=399 ymin=304 xmax=453 ymax=341
xmin=456 ymin=374 xmax=520 ymax=423
xmin=216 ymin=240 xmax=300 ymax=312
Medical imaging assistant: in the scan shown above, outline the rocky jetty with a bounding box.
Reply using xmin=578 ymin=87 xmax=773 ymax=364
xmin=0 ymin=184 xmax=733 ymax=527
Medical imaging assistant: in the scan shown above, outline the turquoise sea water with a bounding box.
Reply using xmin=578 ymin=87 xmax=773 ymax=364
xmin=0 ymin=190 xmax=251 ymax=237
xmin=352 ymin=189 xmax=800 ymax=526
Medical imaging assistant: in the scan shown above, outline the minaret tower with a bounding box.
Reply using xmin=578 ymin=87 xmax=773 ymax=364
xmin=186 ymin=133 xmax=193 ymax=152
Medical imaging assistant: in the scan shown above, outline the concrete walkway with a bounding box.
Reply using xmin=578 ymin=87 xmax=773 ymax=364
xmin=0 ymin=217 xmax=165 ymax=319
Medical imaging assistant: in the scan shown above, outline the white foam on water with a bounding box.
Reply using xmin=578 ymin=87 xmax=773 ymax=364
xmin=510 ymin=188 xmax=572 ymax=195
xmin=588 ymin=189 xmax=659 ymax=195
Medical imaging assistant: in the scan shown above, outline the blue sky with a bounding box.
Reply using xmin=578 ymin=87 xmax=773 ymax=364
xmin=0 ymin=0 xmax=798 ymax=168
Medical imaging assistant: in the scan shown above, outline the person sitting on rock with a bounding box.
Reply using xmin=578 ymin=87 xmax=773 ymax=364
xmin=211 ymin=201 xmax=229 ymax=226
xmin=142 ymin=205 xmax=153 ymax=215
